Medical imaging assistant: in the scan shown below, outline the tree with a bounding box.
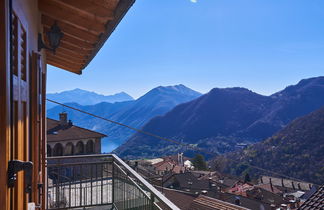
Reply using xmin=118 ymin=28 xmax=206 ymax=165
xmin=244 ymin=173 xmax=251 ymax=183
xmin=210 ymin=157 xmax=227 ymax=171
xmin=192 ymin=154 xmax=207 ymax=171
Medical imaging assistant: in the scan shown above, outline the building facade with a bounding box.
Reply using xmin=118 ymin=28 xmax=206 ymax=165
xmin=0 ymin=0 xmax=134 ymax=209
xmin=47 ymin=112 xmax=106 ymax=157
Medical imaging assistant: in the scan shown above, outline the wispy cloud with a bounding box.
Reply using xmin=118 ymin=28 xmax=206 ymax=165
xmin=190 ymin=0 xmax=198 ymax=3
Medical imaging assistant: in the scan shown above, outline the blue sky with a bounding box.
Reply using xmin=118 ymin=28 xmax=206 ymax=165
xmin=47 ymin=0 xmax=324 ymax=98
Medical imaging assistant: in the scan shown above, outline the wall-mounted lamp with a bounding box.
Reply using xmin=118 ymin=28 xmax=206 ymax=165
xmin=38 ymin=21 xmax=63 ymax=54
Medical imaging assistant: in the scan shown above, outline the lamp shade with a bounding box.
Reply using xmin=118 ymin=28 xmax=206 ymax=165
xmin=46 ymin=22 xmax=63 ymax=52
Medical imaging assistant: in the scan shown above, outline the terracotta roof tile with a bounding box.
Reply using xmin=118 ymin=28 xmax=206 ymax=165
xmin=190 ymin=195 xmax=250 ymax=210
xmin=299 ymin=185 xmax=324 ymax=210
xmin=255 ymin=183 xmax=282 ymax=194
xmin=47 ymin=118 xmax=106 ymax=142
xmin=155 ymin=187 xmax=196 ymax=210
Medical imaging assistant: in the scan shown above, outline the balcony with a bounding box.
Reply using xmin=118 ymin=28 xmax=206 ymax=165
xmin=46 ymin=154 xmax=179 ymax=210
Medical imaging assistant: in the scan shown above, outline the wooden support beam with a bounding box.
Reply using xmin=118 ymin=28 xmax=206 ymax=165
xmin=47 ymin=53 xmax=84 ymax=67
xmin=59 ymin=41 xmax=92 ymax=55
xmin=49 ymin=51 xmax=86 ymax=64
xmin=61 ymin=35 xmax=95 ymax=49
xmin=47 ymin=60 xmax=81 ymax=74
xmin=47 ymin=53 xmax=84 ymax=66
xmin=43 ymin=27 xmax=95 ymax=49
xmin=60 ymin=39 xmax=93 ymax=52
xmin=54 ymin=0 xmax=115 ymax=21
xmin=39 ymin=0 xmax=106 ymax=34
xmin=47 ymin=60 xmax=80 ymax=71
xmin=43 ymin=0 xmax=135 ymax=73
xmin=82 ymin=0 xmax=135 ymax=70
xmin=47 ymin=56 xmax=82 ymax=72
xmin=43 ymin=25 xmax=94 ymax=45
xmin=54 ymin=47 xmax=87 ymax=60
xmin=41 ymin=15 xmax=99 ymax=43
xmin=90 ymin=0 xmax=120 ymax=10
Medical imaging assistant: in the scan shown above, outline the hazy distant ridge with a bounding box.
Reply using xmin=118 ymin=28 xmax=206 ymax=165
xmin=47 ymin=88 xmax=134 ymax=109
xmin=115 ymin=76 xmax=324 ymax=159
xmin=47 ymin=85 xmax=202 ymax=151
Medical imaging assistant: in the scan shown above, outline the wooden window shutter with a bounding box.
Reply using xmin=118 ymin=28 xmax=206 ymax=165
xmin=10 ymin=9 xmax=30 ymax=210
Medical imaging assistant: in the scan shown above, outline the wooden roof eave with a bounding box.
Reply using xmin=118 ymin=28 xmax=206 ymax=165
xmin=40 ymin=0 xmax=135 ymax=74
xmin=41 ymin=15 xmax=99 ymax=43
xmin=39 ymin=0 xmax=106 ymax=34
xmin=80 ymin=0 xmax=135 ymax=71
xmin=47 ymin=60 xmax=82 ymax=75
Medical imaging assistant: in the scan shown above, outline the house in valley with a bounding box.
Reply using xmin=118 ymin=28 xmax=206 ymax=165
xmin=299 ymin=185 xmax=324 ymax=209
xmin=47 ymin=112 xmax=106 ymax=156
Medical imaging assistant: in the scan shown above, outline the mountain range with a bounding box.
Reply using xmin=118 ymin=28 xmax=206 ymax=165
xmin=115 ymin=77 xmax=324 ymax=159
xmin=47 ymin=85 xmax=202 ymax=152
xmin=47 ymin=88 xmax=134 ymax=109
xmin=214 ymin=105 xmax=324 ymax=184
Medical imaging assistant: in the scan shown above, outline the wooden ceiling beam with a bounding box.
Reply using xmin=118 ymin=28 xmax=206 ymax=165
xmin=41 ymin=15 xmax=99 ymax=43
xmin=47 ymin=55 xmax=83 ymax=70
xmin=90 ymin=0 xmax=120 ymax=9
xmin=44 ymin=0 xmax=135 ymax=74
xmin=43 ymin=27 xmax=95 ymax=49
xmin=47 ymin=53 xmax=85 ymax=66
xmin=47 ymin=59 xmax=81 ymax=71
xmin=47 ymin=60 xmax=81 ymax=74
xmin=39 ymin=0 xmax=106 ymax=34
xmin=59 ymin=42 xmax=92 ymax=55
xmin=61 ymin=35 xmax=94 ymax=49
xmin=65 ymin=34 xmax=95 ymax=46
xmin=43 ymin=25 xmax=94 ymax=45
xmin=54 ymin=0 xmax=115 ymax=22
xmin=57 ymin=46 xmax=90 ymax=59
xmin=54 ymin=47 xmax=87 ymax=60
xmin=49 ymin=51 xmax=86 ymax=64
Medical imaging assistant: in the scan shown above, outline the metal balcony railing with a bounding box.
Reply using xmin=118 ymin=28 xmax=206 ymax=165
xmin=46 ymin=154 xmax=179 ymax=210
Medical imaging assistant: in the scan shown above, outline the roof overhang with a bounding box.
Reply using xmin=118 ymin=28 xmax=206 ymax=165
xmin=39 ymin=0 xmax=135 ymax=74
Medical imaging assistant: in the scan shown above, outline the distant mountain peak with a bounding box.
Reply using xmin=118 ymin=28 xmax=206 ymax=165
xmin=272 ymin=76 xmax=324 ymax=97
xmin=113 ymin=91 xmax=133 ymax=97
xmin=70 ymin=88 xmax=90 ymax=92
xmin=205 ymin=87 xmax=260 ymax=100
xmin=46 ymin=88 xmax=134 ymax=108
xmin=209 ymin=87 xmax=252 ymax=93
xmin=298 ymin=76 xmax=324 ymax=84
xmin=153 ymin=84 xmax=201 ymax=95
